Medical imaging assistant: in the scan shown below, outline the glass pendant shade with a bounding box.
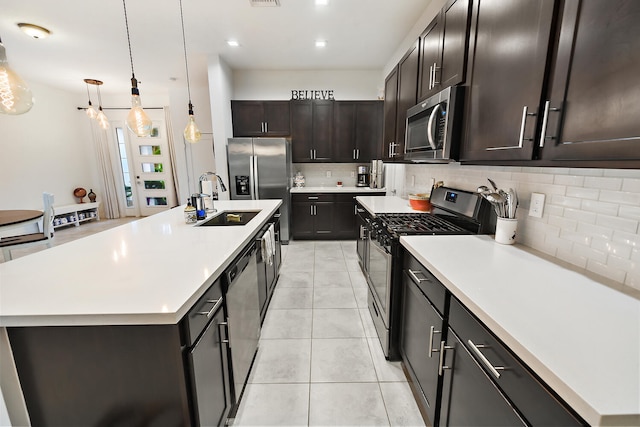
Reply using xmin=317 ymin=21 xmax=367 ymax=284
xmin=0 ymin=43 xmax=34 ymax=115
xmin=96 ymin=108 xmax=109 ymax=130
xmin=126 ymin=88 xmax=152 ymax=137
xmin=86 ymin=103 xmax=98 ymax=119
xmin=184 ymin=105 xmax=201 ymax=143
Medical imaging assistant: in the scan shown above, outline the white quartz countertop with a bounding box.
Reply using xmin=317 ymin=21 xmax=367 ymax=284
xmin=0 ymin=200 xmax=281 ymax=327
xmin=291 ymin=186 xmax=386 ymax=193
xmin=401 ymin=235 xmax=640 ymax=427
xmin=356 ymin=195 xmax=418 ymax=214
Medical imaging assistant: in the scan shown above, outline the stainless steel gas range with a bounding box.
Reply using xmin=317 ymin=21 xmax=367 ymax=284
xmin=361 ymin=186 xmax=495 ymax=360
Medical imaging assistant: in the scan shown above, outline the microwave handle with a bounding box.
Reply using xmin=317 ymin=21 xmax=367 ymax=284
xmin=426 ymin=103 xmax=441 ymax=150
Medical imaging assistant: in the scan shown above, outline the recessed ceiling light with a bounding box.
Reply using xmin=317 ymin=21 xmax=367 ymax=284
xmin=315 ymin=40 xmax=327 ymax=48
xmin=227 ymin=40 xmax=240 ymax=47
xmin=315 ymin=0 xmax=329 ymax=5
xmin=17 ymin=23 xmax=51 ymax=39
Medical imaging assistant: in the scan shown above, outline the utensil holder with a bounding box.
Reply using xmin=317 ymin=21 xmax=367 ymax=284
xmin=495 ymin=218 xmax=518 ymax=245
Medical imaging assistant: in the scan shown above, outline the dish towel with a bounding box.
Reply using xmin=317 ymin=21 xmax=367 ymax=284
xmin=261 ymin=225 xmax=275 ymax=266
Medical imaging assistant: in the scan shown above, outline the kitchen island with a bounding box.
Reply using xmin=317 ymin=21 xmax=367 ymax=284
xmin=0 ymin=199 xmax=281 ymax=425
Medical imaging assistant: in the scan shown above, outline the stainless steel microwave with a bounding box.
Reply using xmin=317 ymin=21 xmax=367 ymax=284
xmin=404 ymin=86 xmax=463 ymax=162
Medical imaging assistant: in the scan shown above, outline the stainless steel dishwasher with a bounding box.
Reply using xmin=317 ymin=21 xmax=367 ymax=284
xmin=225 ymin=241 xmax=260 ymax=408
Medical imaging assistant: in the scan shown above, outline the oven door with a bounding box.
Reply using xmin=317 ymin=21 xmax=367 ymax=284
xmin=366 ymin=234 xmax=393 ymax=325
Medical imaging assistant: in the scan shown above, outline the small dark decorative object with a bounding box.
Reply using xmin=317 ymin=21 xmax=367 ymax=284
xmin=88 ymin=189 xmax=97 ymax=203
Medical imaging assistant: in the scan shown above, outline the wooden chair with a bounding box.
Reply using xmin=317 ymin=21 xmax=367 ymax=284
xmin=1 ymin=193 xmax=55 ymax=261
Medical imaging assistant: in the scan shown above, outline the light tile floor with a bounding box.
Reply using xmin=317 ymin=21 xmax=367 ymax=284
xmin=233 ymin=240 xmax=426 ymax=427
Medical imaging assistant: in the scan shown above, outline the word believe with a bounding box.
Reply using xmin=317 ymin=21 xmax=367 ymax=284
xmin=291 ymin=90 xmax=335 ymax=100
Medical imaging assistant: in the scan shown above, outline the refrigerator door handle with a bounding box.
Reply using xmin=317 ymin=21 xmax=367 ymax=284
xmin=249 ymin=155 xmax=256 ymax=199
xmin=253 ymin=155 xmax=259 ymax=200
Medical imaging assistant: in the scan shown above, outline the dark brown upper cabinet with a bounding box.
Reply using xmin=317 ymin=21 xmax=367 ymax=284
xmin=382 ymin=67 xmax=399 ymax=161
xmin=460 ymin=0 xmax=557 ymax=162
xmin=418 ymin=0 xmax=471 ymax=101
xmin=231 ymin=101 xmax=290 ymax=137
xmin=539 ymin=0 xmax=640 ymax=165
xmin=333 ymin=101 xmax=383 ymax=163
xmin=383 ymin=40 xmax=420 ymax=161
xmin=290 ymin=100 xmax=334 ymax=162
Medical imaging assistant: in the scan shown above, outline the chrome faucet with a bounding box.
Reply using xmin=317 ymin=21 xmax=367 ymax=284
xmin=199 ymin=172 xmax=228 ymax=212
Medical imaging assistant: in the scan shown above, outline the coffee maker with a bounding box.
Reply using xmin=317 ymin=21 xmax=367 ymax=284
xmin=356 ymin=165 xmax=370 ymax=187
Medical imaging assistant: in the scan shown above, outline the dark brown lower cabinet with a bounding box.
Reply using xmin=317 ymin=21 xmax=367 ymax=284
xmin=8 ymin=278 xmax=233 ymax=426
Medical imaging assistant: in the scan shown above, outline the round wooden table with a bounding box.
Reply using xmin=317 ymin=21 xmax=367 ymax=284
xmin=0 ymin=210 xmax=43 ymax=237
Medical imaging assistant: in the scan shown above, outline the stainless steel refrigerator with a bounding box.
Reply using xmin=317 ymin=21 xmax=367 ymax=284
xmin=227 ymin=138 xmax=292 ymax=243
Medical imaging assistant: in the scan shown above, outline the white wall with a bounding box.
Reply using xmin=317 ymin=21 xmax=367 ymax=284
xmin=209 ymin=55 xmax=234 ymax=201
xmin=232 ymin=69 xmax=384 ymax=100
xmin=0 ymin=82 xmax=99 ymax=209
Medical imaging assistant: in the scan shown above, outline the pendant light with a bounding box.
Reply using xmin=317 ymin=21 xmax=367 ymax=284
xmin=122 ymin=0 xmax=152 ymax=137
xmin=95 ymin=81 xmax=109 ymax=130
xmin=84 ymin=79 xmax=98 ymax=119
xmin=0 ymin=36 xmax=34 ymax=115
xmin=179 ymin=0 xmax=201 ymax=143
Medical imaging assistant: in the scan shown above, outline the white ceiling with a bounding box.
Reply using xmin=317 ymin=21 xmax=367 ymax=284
xmin=0 ymin=0 xmax=430 ymax=97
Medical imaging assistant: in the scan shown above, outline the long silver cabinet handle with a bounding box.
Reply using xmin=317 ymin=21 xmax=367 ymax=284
xmin=438 ymin=340 xmax=454 ymax=376
xmin=408 ymin=269 xmax=430 ymax=284
xmin=308 ymin=196 xmax=319 ymax=200
xmin=218 ymin=321 xmax=229 ymax=344
xmin=428 ymin=325 xmax=441 ymax=358
xmin=538 ymin=100 xmax=561 ymax=148
xmin=310 ymin=205 xmax=314 ymax=216
xmin=468 ymin=340 xmax=505 ymax=379
xmin=264 ymin=122 xmax=268 ymax=133
xmin=432 ymin=62 xmax=440 ymax=88
xmin=429 ymin=65 xmax=433 ymax=90
xmin=198 ymin=297 xmax=223 ymax=319
xmin=518 ymin=105 xmax=536 ymax=147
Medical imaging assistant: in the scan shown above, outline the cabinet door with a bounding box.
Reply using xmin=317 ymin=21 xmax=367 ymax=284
xmin=313 ymin=101 xmax=334 ymax=161
xmin=291 ymin=201 xmax=314 ymax=239
xmin=313 ymin=201 xmax=334 ymax=237
xmin=400 ymin=273 xmax=444 ymax=425
xmin=263 ymin=101 xmax=290 ymax=136
xmin=541 ymin=0 xmax=640 ymax=163
xmin=291 ymin=101 xmax=314 ymax=162
xmin=354 ymin=102 xmax=383 ymax=162
xmin=231 ymin=101 xmax=264 ymax=137
xmin=333 ymin=196 xmax=357 ymax=239
xmin=439 ymin=329 xmax=527 ymax=427
xmin=418 ymin=15 xmax=443 ymax=101
xmin=382 ymin=67 xmax=399 ymax=161
xmin=395 ymin=40 xmax=420 ymax=160
xmin=439 ymin=0 xmax=471 ymax=89
xmin=460 ymin=0 xmax=556 ymax=161
xmin=189 ymin=307 xmax=231 ymax=427
xmin=333 ymin=102 xmax=357 ymax=162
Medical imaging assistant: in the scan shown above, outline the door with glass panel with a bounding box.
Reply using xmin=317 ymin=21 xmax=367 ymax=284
xmin=112 ymin=109 xmax=176 ymax=217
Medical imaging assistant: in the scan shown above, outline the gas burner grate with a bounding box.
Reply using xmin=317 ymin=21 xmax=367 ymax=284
xmin=377 ymin=213 xmax=469 ymax=235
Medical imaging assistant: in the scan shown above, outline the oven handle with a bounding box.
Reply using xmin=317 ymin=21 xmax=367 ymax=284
xmin=426 ymin=103 xmax=441 ymax=150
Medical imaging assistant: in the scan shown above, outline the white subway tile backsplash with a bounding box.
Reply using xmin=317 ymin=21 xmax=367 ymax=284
xmin=554 ymin=174 xmax=585 ymax=187
xmin=590 ymin=238 xmax=633 ymax=260
xmin=563 ymin=208 xmax=597 ymax=224
xmin=580 ymin=199 xmax=619 ymax=216
xmin=549 ymin=195 xmax=581 ymax=209
xmin=566 ymin=186 xmax=599 ymax=200
xmin=583 ymin=176 xmax=623 ymax=191
xmin=404 ymin=163 xmax=639 ymax=288
xmin=599 ymin=189 xmax=640 ymax=206
xmin=595 ymin=214 xmax=638 ymax=234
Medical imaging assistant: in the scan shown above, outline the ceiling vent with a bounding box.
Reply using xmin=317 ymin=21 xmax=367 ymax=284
xmin=249 ymin=0 xmax=280 ymax=6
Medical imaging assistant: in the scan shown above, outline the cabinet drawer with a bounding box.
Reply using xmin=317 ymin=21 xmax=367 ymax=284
xmin=182 ymin=278 xmax=224 ymax=346
xmin=403 ymin=252 xmax=447 ymax=316
xmin=292 ymin=193 xmax=334 ymax=203
xmin=449 ymin=297 xmax=584 ymax=426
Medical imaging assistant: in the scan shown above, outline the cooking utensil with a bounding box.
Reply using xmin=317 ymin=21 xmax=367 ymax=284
xmin=487 ymin=178 xmax=499 ymax=192
xmin=485 ymin=192 xmax=507 ymax=218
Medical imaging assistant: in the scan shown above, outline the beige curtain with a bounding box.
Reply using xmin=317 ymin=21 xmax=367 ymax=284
xmin=164 ymin=106 xmax=181 ymax=206
xmin=91 ymin=121 xmax=122 ymax=219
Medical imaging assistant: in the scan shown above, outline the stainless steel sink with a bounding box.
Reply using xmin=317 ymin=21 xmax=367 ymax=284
xmin=198 ymin=210 xmax=261 ymax=226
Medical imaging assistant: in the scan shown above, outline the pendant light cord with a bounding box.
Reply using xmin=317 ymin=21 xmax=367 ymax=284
xmin=85 ymin=83 xmax=93 ymax=105
xmin=179 ymin=0 xmax=193 ymax=104
xmin=122 ymin=0 xmax=136 ymax=79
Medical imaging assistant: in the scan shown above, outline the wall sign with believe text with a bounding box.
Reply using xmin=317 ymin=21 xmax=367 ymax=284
xmin=291 ymin=90 xmax=335 ymax=100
